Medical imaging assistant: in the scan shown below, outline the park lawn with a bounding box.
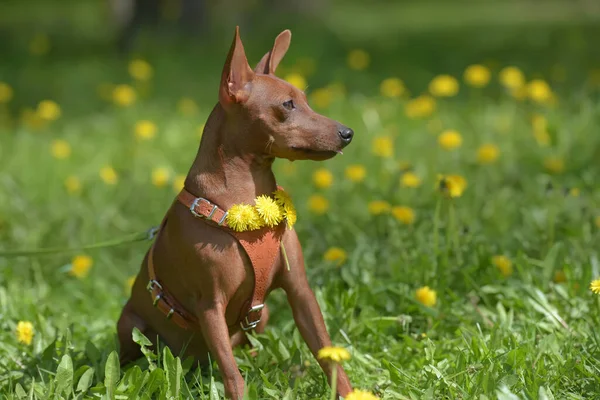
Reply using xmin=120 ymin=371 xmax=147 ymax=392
xmin=1 ymin=6 xmax=600 ymax=399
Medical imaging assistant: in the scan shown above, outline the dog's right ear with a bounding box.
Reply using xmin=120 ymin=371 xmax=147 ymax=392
xmin=254 ymin=30 xmax=291 ymax=75
xmin=219 ymin=26 xmax=255 ymax=107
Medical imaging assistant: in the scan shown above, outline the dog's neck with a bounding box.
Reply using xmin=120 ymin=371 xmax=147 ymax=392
xmin=184 ymin=104 xmax=277 ymax=210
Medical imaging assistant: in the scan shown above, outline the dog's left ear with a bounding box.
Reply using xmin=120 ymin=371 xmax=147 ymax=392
xmin=219 ymin=26 xmax=255 ymax=106
xmin=254 ymin=30 xmax=291 ymax=75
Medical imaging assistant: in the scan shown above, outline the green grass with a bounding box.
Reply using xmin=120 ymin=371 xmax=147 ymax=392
xmin=1 ymin=4 xmax=600 ymax=399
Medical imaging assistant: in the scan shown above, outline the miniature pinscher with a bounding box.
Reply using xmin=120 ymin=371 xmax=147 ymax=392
xmin=117 ymin=27 xmax=354 ymax=399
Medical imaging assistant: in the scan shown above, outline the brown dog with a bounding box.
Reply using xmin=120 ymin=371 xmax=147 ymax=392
xmin=117 ymin=27 xmax=354 ymax=399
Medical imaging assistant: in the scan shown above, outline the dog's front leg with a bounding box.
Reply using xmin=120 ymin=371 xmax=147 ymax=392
xmin=197 ymin=301 xmax=245 ymax=399
xmin=277 ymin=234 xmax=353 ymax=397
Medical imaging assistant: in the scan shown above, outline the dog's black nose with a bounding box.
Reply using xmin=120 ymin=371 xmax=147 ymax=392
xmin=338 ymin=126 xmax=354 ymax=144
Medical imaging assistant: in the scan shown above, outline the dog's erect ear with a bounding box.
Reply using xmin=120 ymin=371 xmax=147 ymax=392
xmin=254 ymin=30 xmax=291 ymax=75
xmin=219 ymin=26 xmax=255 ymax=106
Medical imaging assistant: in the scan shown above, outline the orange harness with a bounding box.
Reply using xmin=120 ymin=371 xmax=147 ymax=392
xmin=146 ymin=188 xmax=285 ymax=331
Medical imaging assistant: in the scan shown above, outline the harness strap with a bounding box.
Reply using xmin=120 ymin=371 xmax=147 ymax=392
xmin=146 ymin=230 xmax=197 ymax=330
xmin=147 ymin=188 xmax=284 ymax=331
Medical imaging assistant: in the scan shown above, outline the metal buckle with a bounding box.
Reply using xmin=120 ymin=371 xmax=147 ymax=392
xmin=190 ymin=197 xmax=211 ymax=218
xmin=146 ymin=279 xmax=163 ymax=292
xmin=240 ymin=304 xmax=264 ymax=331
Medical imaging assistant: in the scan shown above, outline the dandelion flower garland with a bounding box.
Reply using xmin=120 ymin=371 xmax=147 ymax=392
xmin=227 ymin=204 xmax=262 ymax=232
xmin=225 ymin=190 xmax=296 ymax=232
xmin=255 ymin=195 xmax=283 ymax=227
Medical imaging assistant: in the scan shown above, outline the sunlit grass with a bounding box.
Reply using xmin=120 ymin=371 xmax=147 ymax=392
xmin=1 ymin=16 xmax=600 ymax=400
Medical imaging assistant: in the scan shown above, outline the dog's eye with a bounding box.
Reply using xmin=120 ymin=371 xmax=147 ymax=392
xmin=282 ymin=100 xmax=295 ymax=110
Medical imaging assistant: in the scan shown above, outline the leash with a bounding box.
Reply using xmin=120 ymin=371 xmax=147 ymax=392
xmin=0 ymin=226 xmax=159 ymax=258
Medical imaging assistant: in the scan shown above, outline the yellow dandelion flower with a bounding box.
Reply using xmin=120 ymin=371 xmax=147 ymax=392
xmin=346 ymin=389 xmax=379 ymax=400
xmin=345 ymin=164 xmax=366 ymax=183
xmin=380 ymin=77 xmax=404 ymax=98
xmin=37 ymin=100 xmax=61 ymax=121
xmin=415 ymin=286 xmax=437 ymax=307
xmin=429 ymin=75 xmax=459 ymax=97
xmin=173 ymin=175 xmax=186 ymax=193
xmin=274 ymin=190 xmax=297 ymax=229
xmin=128 ymin=59 xmax=153 ymax=81
xmin=527 ymin=79 xmax=553 ymax=104
xmin=553 ymin=270 xmax=567 ymax=284
xmin=464 ymin=64 xmax=491 ymax=88
xmin=310 ymin=87 xmax=333 ymax=109
xmin=438 ymin=175 xmax=467 ymax=198
xmin=0 ymin=82 xmax=14 ymax=103
xmin=492 ymin=255 xmax=513 ymax=277
xmin=499 ymin=66 xmax=525 ymax=90
xmin=405 ymin=95 xmax=436 ymax=119
xmin=177 ymin=97 xmax=198 ymax=116
xmin=323 ymin=247 xmax=347 ymax=266
xmin=152 ymin=167 xmax=170 ymax=187
xmin=226 ymin=204 xmax=262 ymax=232
xmin=135 ymin=120 xmax=157 ymax=140
xmin=112 ymin=84 xmax=136 ymax=107
xmin=317 ymin=346 xmax=351 ymax=363
xmin=100 ymin=166 xmax=118 ymax=185
xmin=347 ymin=49 xmax=370 ymax=71
xmin=313 ymin=168 xmax=333 ymax=189
xmin=51 ymin=139 xmax=71 ymax=159
xmin=64 ymin=176 xmax=81 ymax=194
xmin=282 ymin=203 xmax=297 ymax=229
xmin=308 ymin=195 xmax=329 ymax=215
xmin=70 ymin=255 xmax=93 ymax=278
xmin=477 ymin=144 xmax=500 ymax=164
xmin=126 ymin=276 xmax=136 ymax=293
xmin=590 ymin=279 xmax=600 ymax=294
xmin=368 ymin=200 xmax=391 ymax=215
xmin=29 ymin=33 xmax=50 ymax=56
xmin=400 ymin=172 xmax=421 ymax=188
xmin=255 ymin=195 xmax=282 ymax=227
xmin=372 ymin=136 xmax=393 ymax=158
xmin=438 ymin=130 xmax=462 ymax=150
xmin=273 ymin=189 xmax=292 ymax=208
xmin=544 ymin=157 xmax=564 ymax=174
xmin=16 ymin=321 xmax=34 ymax=345
xmin=285 ymin=73 xmax=307 ymax=90
xmin=391 ymin=206 xmax=415 ymax=225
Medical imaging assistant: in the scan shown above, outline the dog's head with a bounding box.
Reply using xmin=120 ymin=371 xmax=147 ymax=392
xmin=218 ymin=27 xmax=353 ymax=161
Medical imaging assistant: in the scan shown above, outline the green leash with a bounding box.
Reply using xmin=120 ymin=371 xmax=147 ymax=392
xmin=0 ymin=226 xmax=158 ymax=258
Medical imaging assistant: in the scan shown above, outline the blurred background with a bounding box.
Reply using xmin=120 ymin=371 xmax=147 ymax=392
xmin=1 ymin=0 xmax=600 ymax=119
